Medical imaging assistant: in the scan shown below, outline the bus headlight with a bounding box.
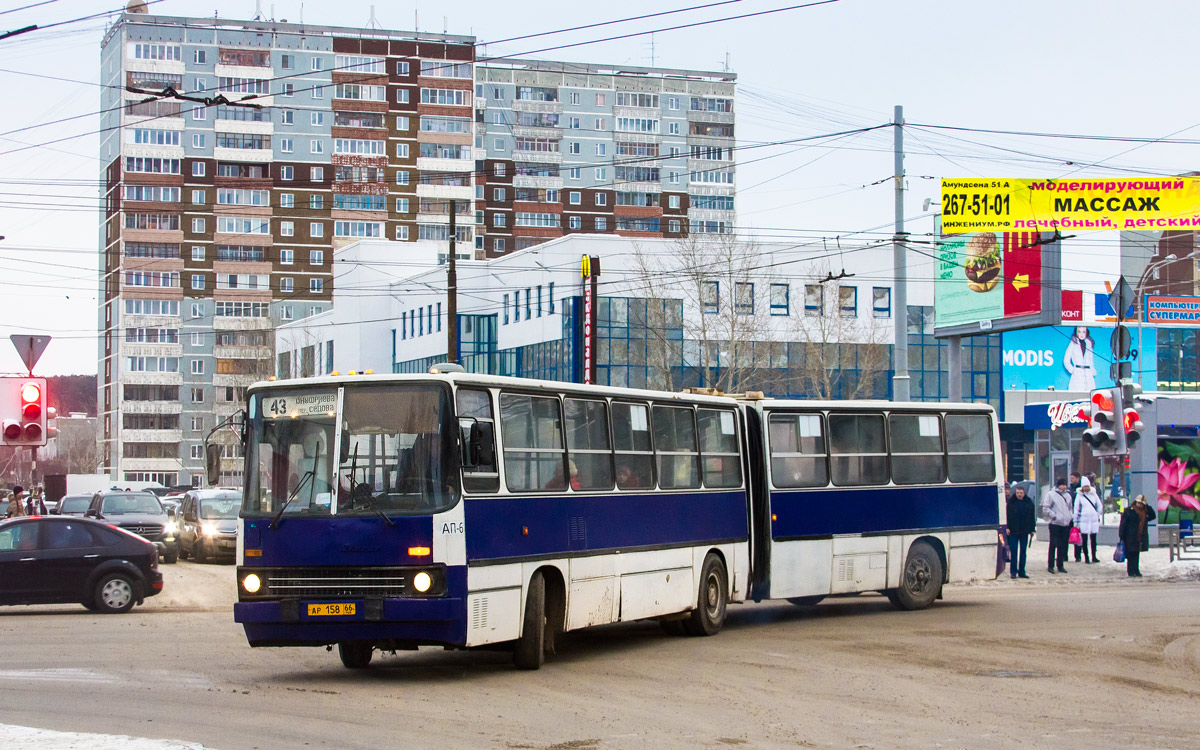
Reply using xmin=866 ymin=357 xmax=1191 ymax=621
xmin=242 ymin=573 xmax=261 ymax=594
xmin=412 ymin=571 xmax=432 ymax=593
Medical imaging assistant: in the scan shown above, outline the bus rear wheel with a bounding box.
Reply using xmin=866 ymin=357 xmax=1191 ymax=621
xmin=338 ymin=641 xmax=373 ymax=669
xmin=888 ymin=541 xmax=943 ymax=611
xmin=684 ymin=553 xmax=728 ymax=637
xmin=513 ymin=571 xmax=546 ymax=670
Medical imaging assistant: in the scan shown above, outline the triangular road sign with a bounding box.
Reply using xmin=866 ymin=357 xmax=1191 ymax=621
xmin=9 ymin=334 xmax=51 ymax=374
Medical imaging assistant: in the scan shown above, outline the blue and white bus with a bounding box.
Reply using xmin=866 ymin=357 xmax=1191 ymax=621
xmin=232 ymin=370 xmax=1002 ymax=669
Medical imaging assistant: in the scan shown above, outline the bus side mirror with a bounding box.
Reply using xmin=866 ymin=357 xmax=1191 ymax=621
xmin=470 ymin=422 xmax=495 ymax=468
xmin=205 ymin=443 xmax=221 ymax=488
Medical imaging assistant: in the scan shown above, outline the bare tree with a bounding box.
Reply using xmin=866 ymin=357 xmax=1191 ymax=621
xmin=627 ymin=233 xmax=773 ymax=393
xmin=791 ymin=261 xmax=891 ymax=399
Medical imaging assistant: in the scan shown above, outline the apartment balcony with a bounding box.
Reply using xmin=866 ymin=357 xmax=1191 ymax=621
xmin=612 ymin=132 xmax=660 ymax=145
xmin=512 ymin=125 xmax=561 ymax=140
xmin=212 ymin=317 xmax=273 ymax=331
xmin=415 ymin=183 xmax=473 ymax=201
xmin=121 ymin=429 xmax=183 ymax=444
xmin=417 ymin=156 xmax=474 ymax=173
xmin=122 ymin=144 xmax=184 ymax=160
xmin=120 ymin=401 xmax=183 ymax=415
xmin=512 ymin=175 xmax=564 ymax=190
xmin=513 ymin=150 xmax=562 ymax=164
xmin=119 ymin=372 xmax=183 ymax=387
xmin=121 ymin=458 xmax=186 ymax=473
xmin=687 ymin=208 xmax=736 ymax=222
xmin=687 ymin=110 xmax=734 ymax=124
xmin=121 ymin=343 xmax=182 ymax=358
xmin=512 ymin=99 xmax=563 ymax=115
xmin=213 ymin=373 xmax=266 ymax=388
xmin=214 ymin=146 xmax=272 ymax=163
xmin=213 ymin=119 xmax=273 ymax=136
xmin=214 ymin=345 xmax=273 ymax=359
xmin=687 ymin=159 xmax=734 ymax=173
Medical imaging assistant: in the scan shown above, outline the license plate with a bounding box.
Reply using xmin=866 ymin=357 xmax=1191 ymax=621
xmin=306 ymin=602 xmax=356 ymax=616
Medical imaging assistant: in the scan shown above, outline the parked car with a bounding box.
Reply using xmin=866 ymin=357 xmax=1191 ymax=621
xmin=178 ymin=489 xmax=240 ymax=563
xmin=86 ymin=490 xmax=178 ymax=564
xmin=0 ymin=515 xmax=163 ymax=613
xmin=54 ymin=494 xmax=93 ymax=517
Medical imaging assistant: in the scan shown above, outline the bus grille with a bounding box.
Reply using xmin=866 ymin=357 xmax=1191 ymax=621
xmin=266 ymin=568 xmax=408 ymax=599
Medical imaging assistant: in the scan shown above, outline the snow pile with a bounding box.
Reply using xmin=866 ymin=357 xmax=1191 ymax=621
xmin=1155 ymin=559 xmax=1200 ymax=582
xmin=0 ymin=724 xmax=209 ymax=750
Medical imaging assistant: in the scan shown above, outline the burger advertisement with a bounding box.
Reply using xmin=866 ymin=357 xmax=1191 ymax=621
xmin=934 ymin=231 xmax=1005 ymax=327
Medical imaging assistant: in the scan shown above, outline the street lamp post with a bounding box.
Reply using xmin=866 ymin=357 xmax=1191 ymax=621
xmin=1135 ymin=250 xmax=1200 ymax=386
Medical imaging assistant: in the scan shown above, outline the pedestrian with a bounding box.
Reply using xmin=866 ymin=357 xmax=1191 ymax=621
xmin=1042 ymin=477 xmax=1073 ymax=574
xmin=1069 ymin=472 xmax=1082 ymax=495
xmin=24 ymin=488 xmax=47 ymax=516
xmin=1118 ymin=493 xmax=1157 ymax=577
xmin=1006 ymin=485 xmax=1036 ymax=579
xmin=1073 ymin=477 xmax=1102 ymax=563
xmin=6 ymin=486 xmax=27 ymax=519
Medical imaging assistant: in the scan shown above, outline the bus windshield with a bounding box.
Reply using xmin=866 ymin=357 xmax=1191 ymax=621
xmin=244 ymin=384 xmax=459 ymax=517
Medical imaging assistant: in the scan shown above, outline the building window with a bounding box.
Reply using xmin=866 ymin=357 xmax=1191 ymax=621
xmin=310 ymin=140 xmax=324 ymax=154
xmin=669 ymin=171 xmax=680 ymax=184
xmin=192 ymin=133 xmax=205 ymax=148
xmin=702 ymin=281 xmax=719 ymax=314
xmin=310 ymin=222 xmax=324 ymax=237
xmin=396 ymin=88 xmax=410 ymax=104
xmin=280 ymin=221 xmax=294 ymax=237
xmin=569 ymin=117 xmax=581 ymax=129
xmin=595 ymin=167 xmax=606 ymax=181
xmin=595 ymin=217 xmax=607 ymax=231
xmin=493 ymin=213 xmax=507 ymax=228
xmin=191 ymin=274 xmax=205 ymax=289
xmin=395 ymin=115 xmax=409 ymax=130
xmin=280 ymin=165 xmax=293 ymax=181
xmin=395 ymin=225 xmax=409 ymax=240
xmin=395 ymin=142 xmax=409 ymax=158
xmin=569 ymin=191 xmax=581 ymax=205
xmin=310 ymin=279 xmax=323 ymax=293
xmin=280 ymin=277 xmax=293 ymax=293
xmin=396 ymin=60 xmax=409 ymax=75
xmin=804 ymin=284 xmax=824 ymax=317
xmin=311 ymin=166 xmax=324 ymax=182
xmin=191 ymin=218 xmax=205 ymax=233
xmin=396 ymin=170 xmax=410 ymax=185
xmin=281 ymin=110 xmax=293 ymax=125
xmin=568 ymin=142 xmax=580 ymax=155
xmin=525 ymin=288 xmax=532 ymax=318
xmin=281 ymin=305 xmax=293 ymax=321
xmin=668 ymin=219 xmax=680 ymax=232
xmin=309 ymin=194 xmax=323 ymax=210
xmin=192 ymin=106 xmax=205 ymax=121
xmin=596 ymin=117 xmax=606 ymax=130
xmin=668 ymin=195 xmax=681 ymax=209
xmin=191 ymin=302 xmax=203 ymax=318
xmin=281 ymin=54 xmax=294 ymax=70
xmin=569 ymin=167 xmax=580 ymax=180
xmin=839 ymin=286 xmax=858 ymax=317
xmin=191 ymin=246 xmax=205 ymax=261
xmin=311 ymin=111 xmax=324 ymax=126
xmin=191 ymin=359 xmax=205 ymax=375
xmin=192 ymin=162 xmax=205 ymax=177
xmin=735 ymin=282 xmax=754 ymax=315
xmin=873 ymin=287 xmax=892 ymax=318
xmin=191 ymin=189 xmax=205 ymax=204
xmin=770 ymin=283 xmax=789 ymax=316
xmin=310 ymin=250 xmax=323 ymax=265
xmin=280 ymin=193 xmax=294 ymax=208
xmin=594 ymin=193 xmax=607 ymax=206
xmin=493 ymin=138 xmax=505 ymax=152
xmin=280 ymin=248 xmax=293 ymax=265
xmin=279 ymin=138 xmax=294 ymax=153
xmin=503 ymin=293 xmax=510 ymax=324
xmin=668 ymin=96 xmax=678 ymax=110
xmin=191 ymin=416 xmax=203 ymax=432
xmin=194 ymin=49 xmax=206 ymax=64
xmin=191 ymin=332 xmax=203 ymax=346
xmin=191 ymin=387 xmax=204 ymax=403
xmin=568 ymin=216 xmax=581 ymax=230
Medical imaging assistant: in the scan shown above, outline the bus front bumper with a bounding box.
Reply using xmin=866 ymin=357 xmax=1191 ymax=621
xmin=234 ymin=597 xmax=465 ymax=647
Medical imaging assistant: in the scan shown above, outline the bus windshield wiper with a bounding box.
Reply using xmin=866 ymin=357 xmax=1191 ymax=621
xmin=269 ymin=468 xmax=314 ymax=529
xmin=345 ymin=444 xmax=394 ymax=527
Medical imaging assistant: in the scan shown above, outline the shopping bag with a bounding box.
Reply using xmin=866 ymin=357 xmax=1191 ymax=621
xmin=1113 ymin=541 xmax=1125 ymax=563
xmin=1068 ymin=526 xmax=1082 ymax=545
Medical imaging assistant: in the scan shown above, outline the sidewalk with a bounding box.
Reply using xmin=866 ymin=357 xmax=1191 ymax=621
xmin=960 ymin=543 xmax=1200 ymax=588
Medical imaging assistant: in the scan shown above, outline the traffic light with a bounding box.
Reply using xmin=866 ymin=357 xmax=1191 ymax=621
xmin=1082 ymin=388 xmax=1120 ymax=455
xmin=1123 ymin=407 xmax=1145 ymax=448
xmin=1 ymin=377 xmax=48 ymax=446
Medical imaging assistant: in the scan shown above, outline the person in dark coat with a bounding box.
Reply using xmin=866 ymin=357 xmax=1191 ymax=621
xmin=1005 ymin=485 xmax=1036 ymax=579
xmin=1118 ymin=493 xmax=1157 ymax=577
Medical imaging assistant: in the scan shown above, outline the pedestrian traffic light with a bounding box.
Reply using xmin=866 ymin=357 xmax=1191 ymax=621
xmin=1123 ymin=407 xmax=1145 ymax=448
xmin=1082 ymin=388 xmax=1120 ymax=455
xmin=1 ymin=377 xmax=48 ymax=446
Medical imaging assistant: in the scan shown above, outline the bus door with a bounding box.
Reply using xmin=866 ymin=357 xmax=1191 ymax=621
xmin=742 ymin=405 xmax=771 ymax=600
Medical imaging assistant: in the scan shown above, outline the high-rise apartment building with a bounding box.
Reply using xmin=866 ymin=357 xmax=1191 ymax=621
xmin=98 ymin=11 xmax=736 ymax=485
xmin=473 ymin=59 xmax=736 ymax=256
xmin=98 ymin=11 xmax=475 ymax=485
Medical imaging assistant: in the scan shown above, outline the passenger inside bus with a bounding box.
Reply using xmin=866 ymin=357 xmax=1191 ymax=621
xmin=544 ymin=459 xmax=581 ymax=490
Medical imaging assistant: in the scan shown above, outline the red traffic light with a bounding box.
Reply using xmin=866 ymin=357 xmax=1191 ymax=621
xmin=1092 ymin=390 xmax=1114 ymax=411
xmin=20 ymin=382 xmax=40 ymax=403
xmin=1124 ymin=409 xmax=1140 ymax=431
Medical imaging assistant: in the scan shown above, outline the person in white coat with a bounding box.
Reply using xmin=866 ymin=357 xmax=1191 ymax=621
xmin=1063 ymin=326 xmax=1096 ymax=391
xmin=1073 ymin=476 xmax=1103 ymax=563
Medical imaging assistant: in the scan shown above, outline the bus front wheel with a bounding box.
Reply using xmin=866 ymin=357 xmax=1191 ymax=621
xmin=513 ymin=571 xmax=546 ymax=670
xmin=888 ymin=541 xmax=943 ymax=611
xmin=338 ymin=642 xmax=373 ymax=669
xmin=684 ymin=553 xmax=728 ymax=637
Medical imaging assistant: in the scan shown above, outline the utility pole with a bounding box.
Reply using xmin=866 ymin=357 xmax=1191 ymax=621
xmin=891 ymin=104 xmax=910 ymax=401
xmin=446 ymin=199 xmax=458 ymax=364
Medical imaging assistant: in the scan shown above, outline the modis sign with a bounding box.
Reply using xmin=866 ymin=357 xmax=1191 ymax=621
xmin=941 ymin=177 xmax=1200 ymax=234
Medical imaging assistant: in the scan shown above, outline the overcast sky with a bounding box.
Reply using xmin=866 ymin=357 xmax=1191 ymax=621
xmin=1 ymin=0 xmax=1197 ymax=375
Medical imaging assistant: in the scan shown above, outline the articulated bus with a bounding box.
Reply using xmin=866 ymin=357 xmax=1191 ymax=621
xmin=232 ymin=370 xmax=1002 ymax=669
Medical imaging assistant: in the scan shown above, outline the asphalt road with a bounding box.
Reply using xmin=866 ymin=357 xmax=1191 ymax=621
xmin=1 ymin=562 xmax=1198 ymax=750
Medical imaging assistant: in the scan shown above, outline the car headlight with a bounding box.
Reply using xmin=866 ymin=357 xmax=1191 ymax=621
xmin=412 ymin=571 xmax=432 ymax=593
xmin=242 ymin=573 xmax=261 ymax=594
xmin=202 ymin=523 xmax=218 ymax=537
xmin=164 ymin=521 xmax=178 ymax=535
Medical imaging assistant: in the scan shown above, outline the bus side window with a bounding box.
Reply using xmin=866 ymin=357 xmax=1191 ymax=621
xmin=457 ymin=389 xmax=498 ymax=493
xmin=564 ymin=398 xmax=614 ymax=491
xmin=499 ymin=393 xmax=566 ymax=493
xmin=945 ymin=414 xmax=995 ymax=482
xmin=652 ymin=405 xmax=700 ymax=490
xmin=828 ymin=413 xmax=887 ymax=487
xmin=697 ymin=408 xmax=741 ymax=488
xmin=888 ymin=413 xmax=945 ymax=485
xmin=768 ymin=413 xmax=828 ymax=488
xmin=612 ymin=402 xmax=653 ymax=490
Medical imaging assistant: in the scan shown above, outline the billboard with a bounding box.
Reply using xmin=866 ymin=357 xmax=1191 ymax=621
xmin=1001 ymin=325 xmax=1157 ymax=392
xmin=1146 ymin=295 xmax=1200 ymax=325
xmin=941 ymin=177 xmax=1200 ymax=234
xmin=935 ymin=231 xmax=1059 ymax=337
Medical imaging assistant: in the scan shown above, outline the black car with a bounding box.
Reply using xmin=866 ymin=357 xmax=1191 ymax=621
xmin=87 ymin=490 xmax=178 ymax=564
xmin=0 ymin=516 xmax=163 ymax=613
xmin=55 ymin=494 xmax=93 ymax=517
xmin=178 ymin=489 xmax=240 ymax=563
